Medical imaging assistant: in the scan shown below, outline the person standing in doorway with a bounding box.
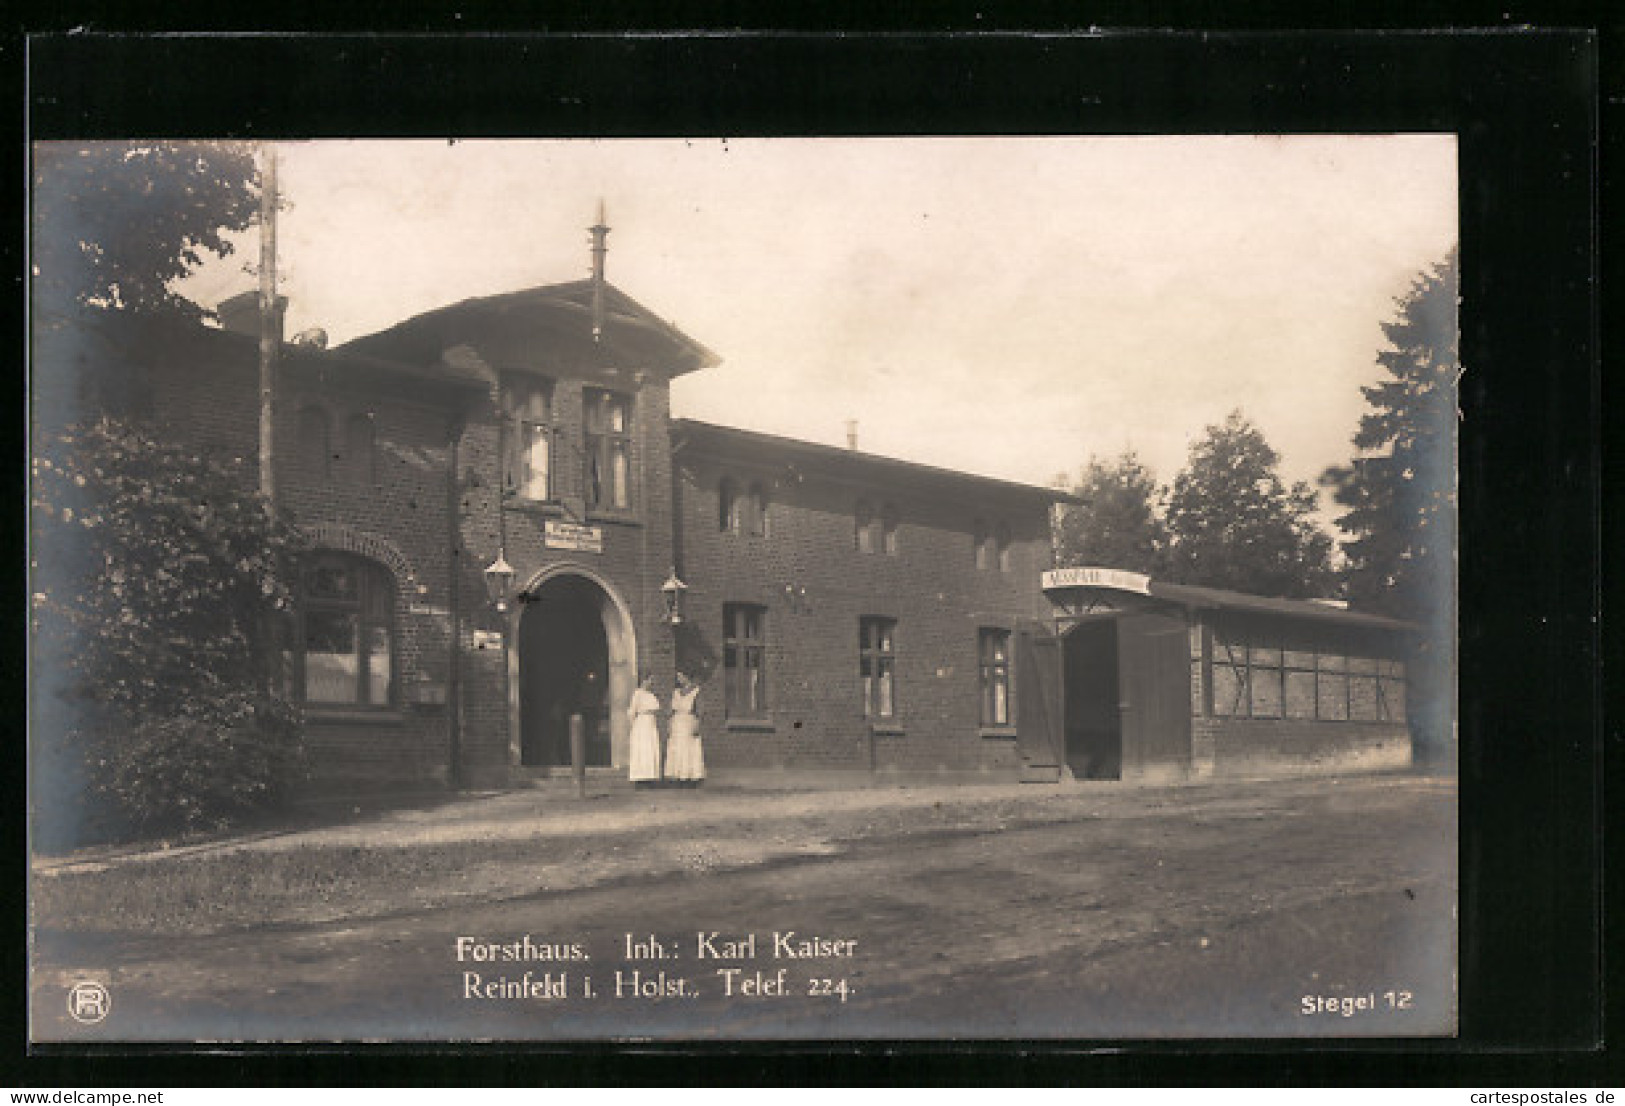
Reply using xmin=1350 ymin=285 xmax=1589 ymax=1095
xmin=665 ymin=671 xmax=706 ymax=788
xmin=628 ymin=674 xmax=662 ymax=789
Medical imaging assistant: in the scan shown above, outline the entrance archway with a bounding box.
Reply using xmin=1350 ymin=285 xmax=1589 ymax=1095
xmin=511 ymin=566 xmax=637 ymax=771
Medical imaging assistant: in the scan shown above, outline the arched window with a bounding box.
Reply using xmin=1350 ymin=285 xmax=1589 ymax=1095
xmin=880 ymin=504 xmax=899 ymax=555
xmin=747 ymin=482 xmax=769 ymax=537
xmin=854 ymin=500 xmax=875 ymax=553
xmin=504 ymin=375 xmax=553 ymax=501
xmin=996 ymin=522 xmax=1014 ymax=573
xmin=344 ymin=412 xmax=377 ymax=484
xmin=298 ymin=405 xmax=331 ymax=479
xmin=973 ymin=518 xmax=991 ymax=569
xmin=301 ymin=553 xmax=395 ymax=706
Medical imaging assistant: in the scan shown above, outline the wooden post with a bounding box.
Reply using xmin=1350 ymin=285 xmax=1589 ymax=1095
xmin=257 ymin=145 xmax=278 ymax=503
xmin=570 ymin=712 xmax=587 ymax=798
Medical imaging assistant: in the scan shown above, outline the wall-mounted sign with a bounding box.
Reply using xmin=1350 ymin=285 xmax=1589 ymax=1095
xmin=1040 ymin=566 xmax=1152 ymax=595
xmin=471 ymin=629 xmax=505 ymax=651
xmin=544 ymin=520 xmax=603 ymax=553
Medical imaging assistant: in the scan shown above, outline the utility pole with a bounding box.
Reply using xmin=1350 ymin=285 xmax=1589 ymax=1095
xmin=258 ymin=144 xmax=279 ymax=504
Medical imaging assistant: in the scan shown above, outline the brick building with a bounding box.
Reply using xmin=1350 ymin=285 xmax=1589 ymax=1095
xmin=75 ymin=234 xmax=1410 ymax=794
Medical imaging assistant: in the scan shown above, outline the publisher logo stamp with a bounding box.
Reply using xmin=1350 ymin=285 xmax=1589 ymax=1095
xmin=67 ymin=980 xmax=110 ymax=1024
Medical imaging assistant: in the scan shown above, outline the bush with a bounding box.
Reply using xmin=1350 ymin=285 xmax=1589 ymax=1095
xmin=32 ymin=414 xmax=306 ymax=845
xmin=82 ymin=695 xmax=306 ymax=840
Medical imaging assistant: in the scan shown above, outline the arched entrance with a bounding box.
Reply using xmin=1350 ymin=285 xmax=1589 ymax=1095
xmin=511 ymin=566 xmax=637 ymax=772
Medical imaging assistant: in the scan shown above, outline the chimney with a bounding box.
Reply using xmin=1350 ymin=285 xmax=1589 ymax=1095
xmin=218 ymin=289 xmax=286 ymax=343
xmin=845 ymin=419 xmax=859 ymax=451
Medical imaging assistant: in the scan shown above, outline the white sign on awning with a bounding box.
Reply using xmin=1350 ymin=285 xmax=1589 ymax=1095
xmin=1040 ymin=566 xmax=1152 ymax=595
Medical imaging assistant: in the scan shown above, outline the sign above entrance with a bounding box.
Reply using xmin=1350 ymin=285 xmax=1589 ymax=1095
xmin=1041 ymin=566 xmax=1152 ymax=595
xmin=544 ymin=520 xmax=604 ymax=554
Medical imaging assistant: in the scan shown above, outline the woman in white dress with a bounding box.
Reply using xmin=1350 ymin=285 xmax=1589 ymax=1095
xmin=627 ymin=675 xmax=662 ymax=789
xmin=664 ymin=672 xmax=706 ymax=788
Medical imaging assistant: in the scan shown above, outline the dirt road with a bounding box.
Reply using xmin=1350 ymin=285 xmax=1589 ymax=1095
xmin=32 ymin=774 xmax=1456 ymax=1041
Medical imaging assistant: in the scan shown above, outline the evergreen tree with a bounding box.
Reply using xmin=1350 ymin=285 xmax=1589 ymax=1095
xmin=1320 ymin=249 xmax=1457 ymax=623
xmin=1163 ymin=410 xmax=1335 ymax=598
xmin=1321 ymin=250 xmax=1458 ymax=763
xmin=1052 ymin=451 xmax=1165 ymax=573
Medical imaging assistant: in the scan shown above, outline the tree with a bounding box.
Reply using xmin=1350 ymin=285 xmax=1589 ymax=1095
xmin=1162 ymin=410 xmax=1335 ymax=598
xmin=1320 ymin=249 xmax=1457 ymax=622
xmin=32 ymin=141 xmax=260 ymax=322
xmin=30 ymin=143 xmax=298 ymax=844
xmin=1320 ymin=250 xmax=1457 ymax=763
xmin=32 ymin=418 xmax=305 ymax=844
xmin=1052 ymin=451 xmax=1165 ymax=573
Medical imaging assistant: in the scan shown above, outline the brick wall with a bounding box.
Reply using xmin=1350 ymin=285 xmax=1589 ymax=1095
xmin=147 ymin=331 xmax=465 ymax=795
xmin=1191 ymin=717 xmax=1412 ymax=778
xmin=674 ymin=447 xmax=1053 ymax=779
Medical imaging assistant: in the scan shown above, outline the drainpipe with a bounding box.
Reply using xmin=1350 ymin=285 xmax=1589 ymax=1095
xmin=445 ymin=415 xmax=465 ymax=789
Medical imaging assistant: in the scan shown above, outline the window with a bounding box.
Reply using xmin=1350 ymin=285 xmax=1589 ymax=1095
xmin=881 ymin=504 xmax=899 ymax=555
xmin=585 ymin=389 xmax=632 ymax=510
xmin=979 ymin=629 xmax=1011 ymax=726
xmin=723 ymin=604 xmax=768 ymax=718
xmin=747 ymin=482 xmax=769 ymax=537
xmin=344 ymin=413 xmax=377 ymax=484
xmin=301 ymin=553 xmax=394 ymax=706
xmin=298 ymin=405 xmax=331 ymax=479
xmin=860 ymin=617 xmax=897 ymax=720
xmin=720 ymin=479 xmax=768 ymax=537
xmin=719 ymin=478 xmax=739 ymax=533
xmin=973 ymin=519 xmax=991 ymax=569
xmin=505 ymin=376 xmax=553 ymax=501
xmin=1205 ymin=623 xmax=1404 ymax=724
xmin=855 ymin=500 xmax=875 ymax=553
xmin=995 ymin=522 xmax=1013 ymax=573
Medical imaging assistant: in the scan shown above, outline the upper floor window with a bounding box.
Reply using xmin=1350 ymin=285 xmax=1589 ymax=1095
xmin=298 ymin=405 xmax=332 ymax=480
xmin=979 ymin=628 xmax=1012 ymax=726
xmin=860 ymin=616 xmax=897 ymax=720
xmin=719 ymin=479 xmax=769 ymax=537
xmin=301 ymin=553 xmax=394 ymax=707
xmin=854 ymin=500 xmax=875 ymax=553
xmin=723 ymin=603 xmax=768 ymax=718
xmin=973 ymin=518 xmax=992 ymax=569
xmin=504 ymin=375 xmax=554 ymax=502
xmin=996 ymin=522 xmax=1014 ymax=573
xmin=344 ymin=412 xmax=377 ymax=485
xmin=747 ymin=482 xmax=769 ymax=537
xmin=719 ymin=478 xmax=739 ymax=532
xmin=585 ymin=389 xmax=632 ymax=511
xmin=881 ymin=504 xmax=900 ymax=555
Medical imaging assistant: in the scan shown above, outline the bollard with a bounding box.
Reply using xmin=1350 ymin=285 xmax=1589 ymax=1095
xmin=569 ymin=712 xmax=587 ymax=799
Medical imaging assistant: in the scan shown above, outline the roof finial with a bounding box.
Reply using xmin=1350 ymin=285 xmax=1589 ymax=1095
xmin=589 ymin=200 xmax=610 ymax=342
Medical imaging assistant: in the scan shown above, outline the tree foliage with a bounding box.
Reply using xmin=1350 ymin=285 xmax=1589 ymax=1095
xmin=32 ymin=141 xmax=260 ymax=321
xmin=31 ymin=418 xmax=305 ymax=843
xmin=1162 ymin=410 xmax=1335 ymax=599
xmin=1053 ymin=451 xmax=1165 ymax=574
xmin=1321 ymin=249 xmax=1457 ymax=622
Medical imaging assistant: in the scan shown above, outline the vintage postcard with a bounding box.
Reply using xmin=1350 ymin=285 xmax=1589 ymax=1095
xmin=29 ymin=135 xmax=1459 ymax=1042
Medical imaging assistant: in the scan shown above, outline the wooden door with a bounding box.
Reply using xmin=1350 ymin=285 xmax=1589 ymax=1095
xmin=1015 ymin=620 xmax=1064 ymax=780
xmin=1116 ymin=612 xmax=1193 ymax=776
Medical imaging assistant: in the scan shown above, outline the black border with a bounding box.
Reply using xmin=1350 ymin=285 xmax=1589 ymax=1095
xmin=13 ymin=22 xmax=1612 ymax=1088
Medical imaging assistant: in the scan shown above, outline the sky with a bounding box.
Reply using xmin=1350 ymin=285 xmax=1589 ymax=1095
xmin=179 ymin=136 xmax=1457 ymax=527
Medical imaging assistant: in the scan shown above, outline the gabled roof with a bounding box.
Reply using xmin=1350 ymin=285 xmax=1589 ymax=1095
xmin=673 ymin=418 xmax=1082 ymax=506
xmin=338 ymin=279 xmax=720 ymax=377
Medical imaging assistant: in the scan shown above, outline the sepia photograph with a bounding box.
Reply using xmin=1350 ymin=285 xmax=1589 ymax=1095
xmin=29 ymin=135 xmax=1460 ymax=1042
